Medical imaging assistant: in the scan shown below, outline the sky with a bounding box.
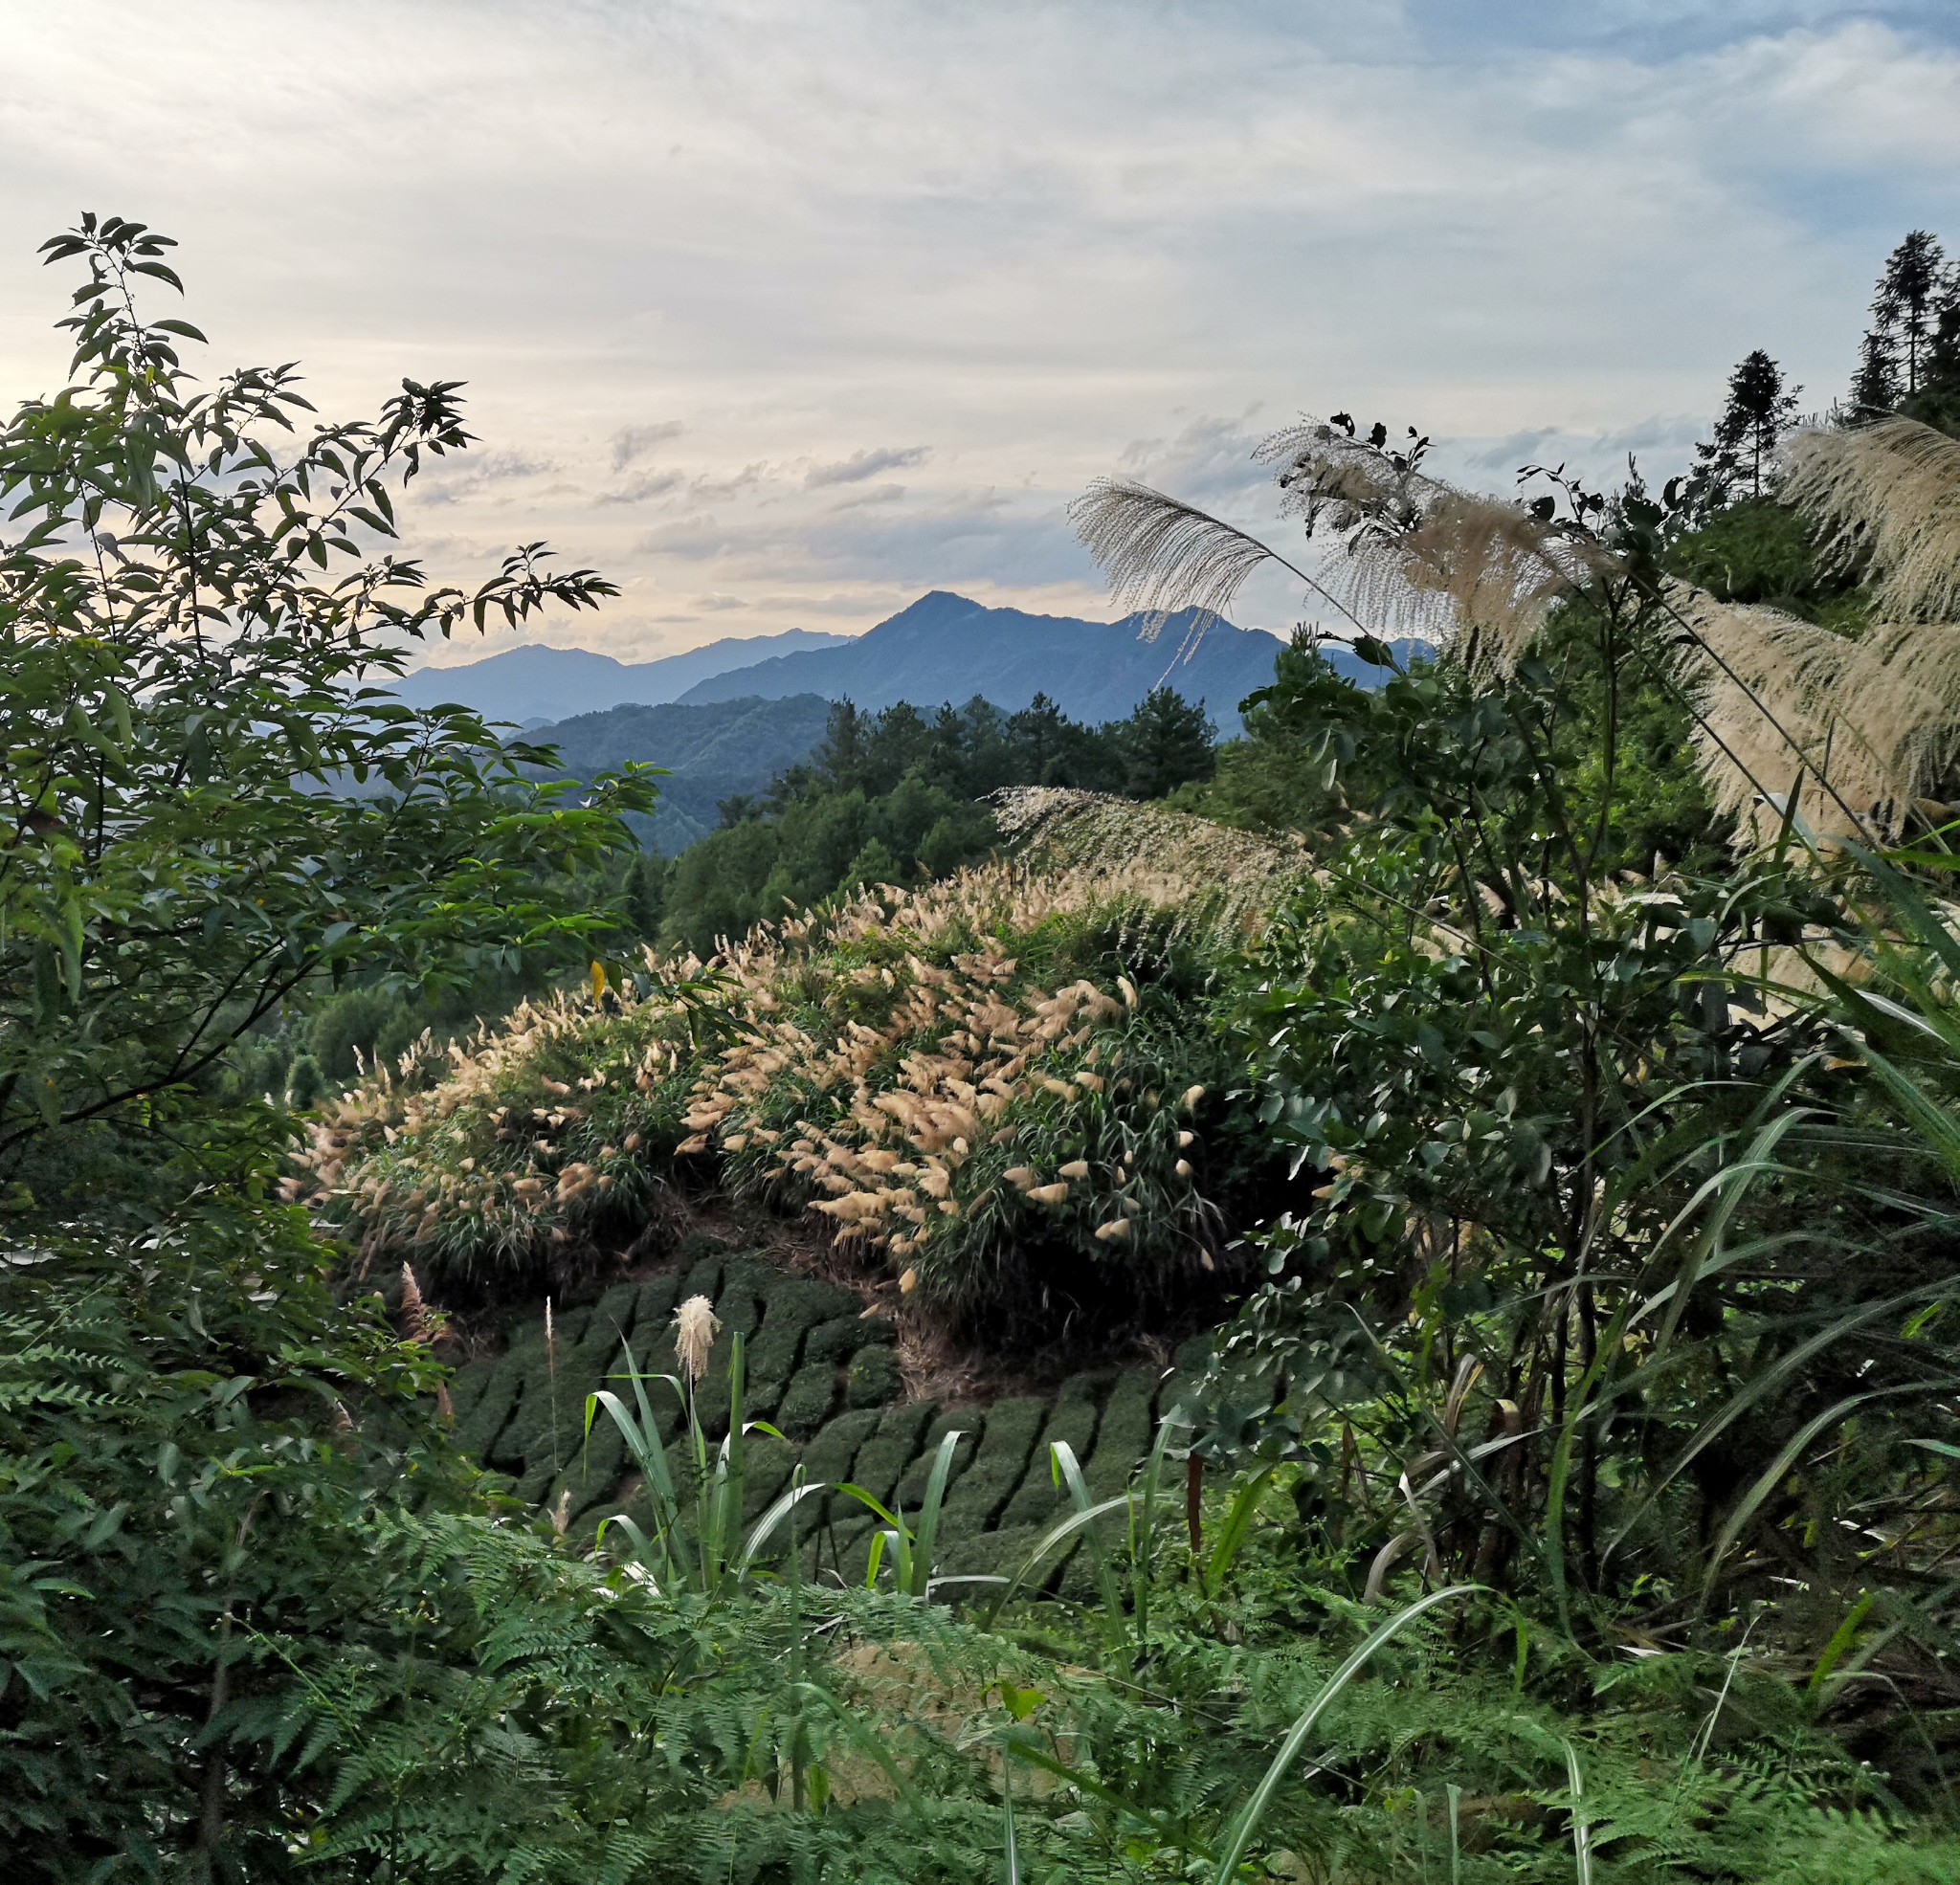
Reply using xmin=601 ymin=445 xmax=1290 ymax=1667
xmin=2 ymin=0 xmax=1957 ymax=664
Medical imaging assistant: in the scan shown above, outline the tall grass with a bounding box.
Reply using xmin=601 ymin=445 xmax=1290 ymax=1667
xmin=294 ymin=852 xmax=1267 ymax=1331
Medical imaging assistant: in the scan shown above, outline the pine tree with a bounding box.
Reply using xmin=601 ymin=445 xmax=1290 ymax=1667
xmin=1865 ymin=231 xmax=1948 ymax=396
xmin=1909 ymin=283 xmax=1960 ymax=432
xmin=1849 ymin=326 xmax=1902 ymax=415
xmin=813 ymin=699 xmax=868 ymax=790
xmin=1117 ymin=687 xmax=1217 ymax=799
xmin=1695 ymin=349 xmax=1800 ymax=501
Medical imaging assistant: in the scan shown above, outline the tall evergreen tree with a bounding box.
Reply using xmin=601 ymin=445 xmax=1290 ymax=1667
xmin=1117 ymin=687 xmax=1217 ymax=799
xmin=1865 ymin=230 xmax=1949 ymax=397
xmin=1696 ymin=348 xmax=1800 ymax=500
xmin=1849 ymin=325 xmax=1902 ymax=415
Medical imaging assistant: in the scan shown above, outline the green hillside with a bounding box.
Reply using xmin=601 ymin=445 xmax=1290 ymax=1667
xmin=526 ymin=692 xmax=835 ymax=853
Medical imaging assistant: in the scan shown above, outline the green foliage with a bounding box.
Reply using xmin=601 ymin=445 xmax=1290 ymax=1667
xmin=0 ymin=216 xmax=653 ymax=1191
xmin=0 ymin=1179 xmax=477 ymax=1875
xmin=660 ymin=689 xmax=1216 ymax=956
xmin=1662 ymin=496 xmax=1872 ymax=633
xmin=15 ymin=211 xmax=1960 ymax=1879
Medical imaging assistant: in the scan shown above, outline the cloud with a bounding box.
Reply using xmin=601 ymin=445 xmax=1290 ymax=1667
xmin=597 ymin=468 xmax=686 ymax=505
xmin=635 ymin=484 xmax=1085 ymax=591
xmin=805 ymin=445 xmax=931 ymax=488
xmin=414 ymin=450 xmax=556 ymax=506
xmin=611 ymin=421 xmax=685 ymax=471
xmin=2 ymin=2 xmax=1953 ymax=658
xmin=691 ymin=591 xmax=746 ymax=610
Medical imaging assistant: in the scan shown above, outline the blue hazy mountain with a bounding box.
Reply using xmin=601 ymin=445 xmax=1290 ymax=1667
xmin=525 ymin=694 xmax=835 ymax=854
xmin=672 ymin=592 xmax=1302 ymax=736
xmin=387 ymin=627 xmax=851 ymax=725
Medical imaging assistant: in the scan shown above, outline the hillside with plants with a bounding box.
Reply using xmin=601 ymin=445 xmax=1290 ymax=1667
xmin=15 ymin=214 xmax=1960 ymax=1885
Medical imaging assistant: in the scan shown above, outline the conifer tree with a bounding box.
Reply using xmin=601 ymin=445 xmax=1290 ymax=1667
xmin=1863 ymin=230 xmax=1949 ymax=398
xmin=1696 ymin=348 xmax=1800 ymax=500
xmin=1850 ymin=325 xmax=1902 ymax=414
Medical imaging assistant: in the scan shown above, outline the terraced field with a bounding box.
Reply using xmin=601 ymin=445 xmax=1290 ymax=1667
xmin=447 ymin=1236 xmax=1210 ymax=1584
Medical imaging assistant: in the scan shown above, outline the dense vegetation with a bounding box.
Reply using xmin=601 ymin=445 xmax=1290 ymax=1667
xmin=653 ymin=687 xmax=1217 ymax=956
xmin=14 ymin=214 xmax=1960 ymax=1885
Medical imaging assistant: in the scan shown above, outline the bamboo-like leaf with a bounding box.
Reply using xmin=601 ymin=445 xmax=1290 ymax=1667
xmin=1210 ymin=1585 xmax=1483 ymax=1885
xmin=1700 ymin=1382 xmax=1956 ymax=1606
xmin=1562 ymin=1739 xmax=1592 ymax=1885
xmin=1203 ymin=1466 xmax=1274 ymax=1599
xmin=1051 ymin=1439 xmax=1125 ymax=1629
xmin=909 ymin=1427 xmax=967 ymax=1599
xmin=738 ymin=1478 xmax=830 ymax=1576
xmin=993 ymin=1495 xmax=1140 ymax=1616
xmin=1610 ymin=1282 xmax=1960 ymax=1555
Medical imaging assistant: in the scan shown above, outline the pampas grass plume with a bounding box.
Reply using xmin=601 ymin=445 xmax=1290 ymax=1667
xmin=399 ymin=1263 xmax=434 ymax=1344
xmin=674 ymin=1295 xmax=721 ymax=1385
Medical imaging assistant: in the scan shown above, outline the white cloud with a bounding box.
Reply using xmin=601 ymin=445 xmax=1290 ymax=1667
xmin=0 ymin=1 xmax=1952 ymax=651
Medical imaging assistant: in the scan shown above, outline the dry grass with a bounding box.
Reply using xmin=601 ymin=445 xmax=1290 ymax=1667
xmin=1261 ymin=423 xmax=1610 ymax=673
xmin=1780 ymin=416 xmax=1960 ymax=625
xmin=1667 ymin=582 xmax=1960 ymax=843
xmin=989 ymin=787 xmax=1315 ymax=936
xmin=1072 ymin=422 xmax=1608 ymax=675
xmin=292 ymin=842 xmax=1285 ymax=1330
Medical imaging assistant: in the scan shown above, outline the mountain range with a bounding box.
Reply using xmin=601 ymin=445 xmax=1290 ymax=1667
xmin=669 ymin=592 xmax=1294 ymax=736
xmin=387 ymin=628 xmax=850 ymax=726
xmin=390 ymin=592 xmax=1354 ymax=738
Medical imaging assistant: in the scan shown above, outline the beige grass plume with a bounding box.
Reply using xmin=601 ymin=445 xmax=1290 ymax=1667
xmin=673 ymin=1295 xmax=721 ymax=1385
xmin=1657 ymin=416 xmax=1960 ymax=844
xmin=1068 ymin=477 xmax=1316 ymax=647
xmin=1667 ymin=582 xmax=1960 ymax=845
xmin=1262 ymin=420 xmax=1610 ymax=671
xmin=1071 ymin=417 xmax=1608 ymax=673
xmin=1780 ymin=416 xmax=1960 ymax=623
xmin=399 ymin=1263 xmax=436 ymax=1344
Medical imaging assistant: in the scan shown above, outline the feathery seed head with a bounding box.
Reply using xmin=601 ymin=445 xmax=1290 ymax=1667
xmin=673 ymin=1296 xmax=721 ymax=1385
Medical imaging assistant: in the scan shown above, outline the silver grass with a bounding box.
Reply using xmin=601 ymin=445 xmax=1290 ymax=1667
xmin=1068 ymin=478 xmax=1325 ymax=642
xmin=1260 ymin=421 xmax=1611 ymax=671
xmin=674 ymin=1294 xmax=721 ymax=1386
xmin=1780 ymin=417 xmax=1960 ymax=624
xmin=989 ymin=787 xmax=1315 ymax=941
xmin=1665 ymin=583 xmax=1960 ymax=842
xmin=1072 ymin=422 xmax=1609 ymax=669
xmin=1339 ymin=493 xmax=1607 ymax=672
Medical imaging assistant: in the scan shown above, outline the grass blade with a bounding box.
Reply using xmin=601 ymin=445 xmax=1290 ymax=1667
xmin=910 ymin=1428 xmax=968 ymax=1598
xmin=1210 ymin=1584 xmax=1481 ymax=1885
xmin=1203 ymin=1466 xmax=1274 ymax=1599
xmin=992 ymin=1495 xmax=1138 ymax=1618
xmin=1563 ymin=1739 xmax=1592 ymax=1885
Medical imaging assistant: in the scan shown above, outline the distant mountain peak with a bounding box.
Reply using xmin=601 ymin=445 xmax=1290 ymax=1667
xmin=673 ymin=593 xmax=1293 ymax=736
xmin=384 ymin=626 xmax=852 ymax=724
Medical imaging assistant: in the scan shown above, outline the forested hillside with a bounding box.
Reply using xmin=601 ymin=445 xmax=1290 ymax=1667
xmin=525 ymin=691 xmax=835 ymax=853
xmin=15 ymin=216 xmax=1960 ymax=1885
